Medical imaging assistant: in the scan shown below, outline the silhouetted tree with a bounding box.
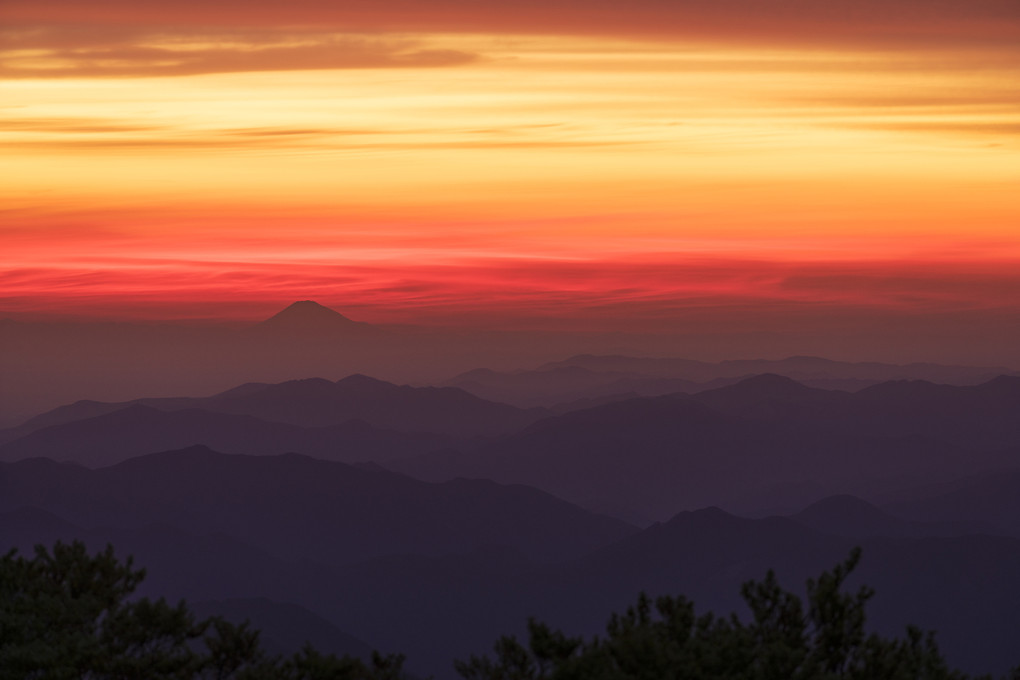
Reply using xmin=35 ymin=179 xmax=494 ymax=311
xmin=0 ymin=541 xmax=406 ymax=680
xmin=7 ymin=541 xmax=1016 ymax=680
xmin=455 ymin=548 xmax=1004 ymax=680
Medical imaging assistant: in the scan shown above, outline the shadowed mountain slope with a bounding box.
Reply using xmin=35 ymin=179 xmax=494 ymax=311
xmin=690 ymin=374 xmax=1020 ymax=449
xmin=441 ymin=358 xmax=894 ymax=410
xmin=0 ymin=446 xmax=635 ymax=564
xmin=389 ymin=377 xmax=977 ymax=522
xmin=200 ymin=374 xmax=541 ymax=434
xmin=883 ymin=467 xmax=1020 ymax=538
xmin=0 ymin=506 xmax=292 ymax=605
xmin=690 ymin=373 xmax=855 ymax=421
xmin=787 ymin=494 xmax=991 ymax=538
xmin=4 ymin=502 xmax=1019 ymax=678
xmin=6 ymin=374 xmax=544 ymax=438
xmin=539 ymin=354 xmax=1012 ymax=385
xmin=790 ymin=495 xmax=922 ymax=538
xmin=317 ymin=507 xmax=1020 ymax=677
xmin=523 ymin=507 xmax=1020 ymax=677
xmin=848 ymin=376 xmax=1020 ymax=447
xmin=0 ymin=404 xmax=453 ymax=467
xmin=443 ymin=365 xmax=714 ymax=409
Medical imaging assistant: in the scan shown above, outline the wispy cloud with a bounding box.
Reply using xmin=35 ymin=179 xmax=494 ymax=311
xmin=836 ymin=121 xmax=1020 ymax=137
xmin=2 ymin=0 xmax=1018 ymax=50
xmin=4 ymin=255 xmax=1020 ymax=327
xmin=0 ymin=26 xmax=479 ymax=77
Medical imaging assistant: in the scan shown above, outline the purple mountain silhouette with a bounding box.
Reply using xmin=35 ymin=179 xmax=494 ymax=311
xmin=0 ymin=404 xmax=454 ymax=468
xmin=7 ymin=373 xmax=543 ymax=438
xmin=253 ymin=300 xmax=377 ymax=335
xmin=0 ymin=445 xmax=636 ymax=564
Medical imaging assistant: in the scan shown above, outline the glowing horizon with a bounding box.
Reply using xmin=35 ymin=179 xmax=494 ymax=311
xmin=2 ymin=1 xmax=1018 ymax=332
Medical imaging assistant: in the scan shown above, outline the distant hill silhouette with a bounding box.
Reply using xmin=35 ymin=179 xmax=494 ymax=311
xmin=688 ymin=374 xmax=1020 ymax=450
xmin=388 ymin=394 xmax=778 ymax=521
xmin=883 ymin=467 xmax=1020 ymax=538
xmin=250 ymin=300 xmax=381 ymax=337
xmin=690 ymin=373 xmax=854 ymax=422
xmin=0 ymin=404 xmax=454 ymax=468
xmin=23 ymin=371 xmax=1018 ymax=523
xmin=8 ymin=368 xmax=1020 ymax=557
xmin=442 ymin=354 xmax=1014 ymax=411
xmin=849 ymin=376 xmax=1020 ymax=447
xmin=211 ymin=374 xmax=541 ymax=434
xmin=4 ymin=374 xmax=544 ymax=438
xmin=539 ymin=354 xmax=1012 ymax=385
xmin=388 ymin=376 xmax=982 ymax=522
xmin=443 ymin=365 xmax=715 ymax=409
xmin=0 ymin=446 xmax=635 ymax=564
xmin=786 ymin=494 xmax=989 ymax=538
xmin=0 ymin=397 xmax=199 ymax=444
xmin=790 ymin=495 xmax=920 ymax=538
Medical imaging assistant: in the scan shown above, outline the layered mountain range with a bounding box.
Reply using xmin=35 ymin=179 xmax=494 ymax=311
xmin=3 ymin=465 xmax=1019 ymax=677
xmin=3 ymin=300 xmax=1014 ymax=427
xmin=5 ymin=368 xmax=1020 ymax=522
xmin=3 ymin=302 xmax=1019 ymax=677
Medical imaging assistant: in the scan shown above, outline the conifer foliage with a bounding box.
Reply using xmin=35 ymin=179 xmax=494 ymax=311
xmin=3 ymin=542 xmax=1016 ymax=680
xmin=0 ymin=541 xmax=406 ymax=680
xmin=455 ymin=548 xmax=1003 ymax=680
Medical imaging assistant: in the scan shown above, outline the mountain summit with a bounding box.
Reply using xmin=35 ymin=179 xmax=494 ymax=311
xmin=254 ymin=301 xmax=374 ymax=334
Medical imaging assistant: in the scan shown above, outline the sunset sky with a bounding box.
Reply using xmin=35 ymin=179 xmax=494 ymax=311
xmin=2 ymin=0 xmax=1019 ymax=331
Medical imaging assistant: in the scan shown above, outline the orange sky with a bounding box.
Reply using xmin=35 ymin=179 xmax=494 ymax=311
xmin=1 ymin=0 xmax=1019 ymax=330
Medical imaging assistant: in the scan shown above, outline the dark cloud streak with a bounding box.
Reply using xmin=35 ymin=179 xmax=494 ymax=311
xmin=2 ymin=0 xmax=1018 ymax=49
xmin=0 ymin=27 xmax=479 ymax=77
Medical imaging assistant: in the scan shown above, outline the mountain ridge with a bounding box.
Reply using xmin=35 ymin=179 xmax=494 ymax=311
xmin=0 ymin=445 xmax=637 ymax=565
xmin=252 ymin=300 xmax=378 ymax=335
xmin=4 ymin=374 xmax=544 ymax=439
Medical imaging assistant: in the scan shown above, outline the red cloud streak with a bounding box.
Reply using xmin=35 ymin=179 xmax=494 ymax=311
xmin=3 ymin=256 xmax=1019 ymax=331
xmin=4 ymin=0 xmax=1019 ymax=49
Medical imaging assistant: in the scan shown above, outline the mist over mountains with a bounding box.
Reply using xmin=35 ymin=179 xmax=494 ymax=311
xmin=443 ymin=353 xmax=1010 ymax=408
xmin=2 ymin=300 xmax=1014 ymax=427
xmin=388 ymin=373 xmax=1020 ymax=522
xmin=3 ymin=301 xmax=1019 ymax=678
xmin=5 ymin=373 xmax=538 ymax=439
